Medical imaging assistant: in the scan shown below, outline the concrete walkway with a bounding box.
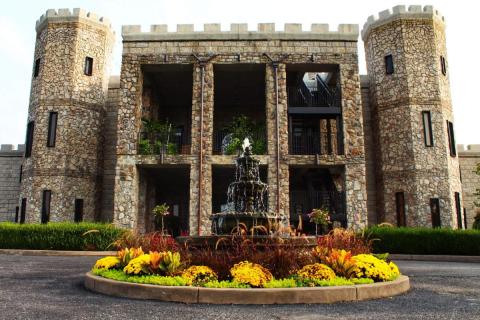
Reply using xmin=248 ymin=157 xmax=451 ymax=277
xmin=0 ymin=255 xmax=479 ymax=320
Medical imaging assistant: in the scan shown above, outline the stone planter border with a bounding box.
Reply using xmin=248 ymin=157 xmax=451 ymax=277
xmin=85 ymin=272 xmax=410 ymax=304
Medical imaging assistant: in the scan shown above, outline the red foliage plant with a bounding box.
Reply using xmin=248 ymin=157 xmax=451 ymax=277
xmin=114 ymin=231 xmax=179 ymax=253
xmin=315 ymin=228 xmax=372 ymax=261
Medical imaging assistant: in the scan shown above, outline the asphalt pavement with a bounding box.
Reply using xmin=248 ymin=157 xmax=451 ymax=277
xmin=0 ymin=255 xmax=478 ymax=320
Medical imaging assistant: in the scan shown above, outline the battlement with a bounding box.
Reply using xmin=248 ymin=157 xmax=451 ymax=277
xmin=35 ymin=8 xmax=112 ymax=33
xmin=361 ymin=5 xmax=445 ymax=40
xmin=121 ymin=23 xmax=359 ymax=42
xmin=458 ymin=144 xmax=480 ymax=154
xmin=0 ymin=144 xmax=25 ymax=154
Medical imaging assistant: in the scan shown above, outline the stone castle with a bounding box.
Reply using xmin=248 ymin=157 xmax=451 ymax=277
xmin=1 ymin=5 xmax=479 ymax=234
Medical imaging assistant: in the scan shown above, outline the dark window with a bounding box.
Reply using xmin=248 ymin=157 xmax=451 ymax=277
xmin=74 ymin=199 xmax=84 ymax=223
xmin=15 ymin=206 xmax=19 ymax=223
xmin=463 ymin=208 xmax=467 ymax=229
xmin=19 ymin=165 xmax=23 ymax=183
xmin=34 ymin=58 xmax=40 ymax=78
xmin=385 ymin=55 xmax=394 ymax=75
xmin=47 ymin=112 xmax=58 ymax=147
xmin=455 ymin=192 xmax=462 ymax=229
xmin=430 ymin=198 xmax=441 ymax=228
xmin=25 ymin=121 xmax=35 ymax=158
xmin=84 ymin=57 xmax=93 ymax=76
xmin=440 ymin=56 xmax=447 ymax=76
xmin=446 ymin=120 xmax=456 ymax=157
xmin=422 ymin=111 xmax=434 ymax=147
xmin=41 ymin=190 xmax=51 ymax=224
xmin=395 ymin=192 xmax=406 ymax=227
xmin=20 ymin=198 xmax=26 ymax=224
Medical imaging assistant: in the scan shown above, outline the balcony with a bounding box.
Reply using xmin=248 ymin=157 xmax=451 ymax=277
xmin=289 ymin=117 xmax=344 ymax=155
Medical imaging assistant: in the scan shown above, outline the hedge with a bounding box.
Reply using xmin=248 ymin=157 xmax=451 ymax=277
xmin=366 ymin=226 xmax=480 ymax=256
xmin=0 ymin=222 xmax=126 ymax=251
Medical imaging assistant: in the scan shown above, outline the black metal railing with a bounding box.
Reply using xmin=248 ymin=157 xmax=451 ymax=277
xmin=289 ymin=190 xmax=347 ymax=227
xmin=213 ymin=130 xmax=266 ymax=155
xmin=290 ymin=130 xmax=321 ymax=155
xmin=138 ymin=128 xmax=191 ymax=155
xmin=287 ymin=76 xmax=341 ymax=108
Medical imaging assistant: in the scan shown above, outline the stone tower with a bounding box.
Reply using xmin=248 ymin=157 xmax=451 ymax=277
xmin=19 ymin=9 xmax=114 ymax=223
xmin=362 ymin=5 xmax=463 ymax=228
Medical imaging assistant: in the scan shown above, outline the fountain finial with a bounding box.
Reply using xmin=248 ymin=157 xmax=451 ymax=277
xmin=242 ymin=138 xmax=251 ymax=151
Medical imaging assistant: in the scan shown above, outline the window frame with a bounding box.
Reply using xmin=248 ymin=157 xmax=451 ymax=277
xmin=446 ymin=120 xmax=456 ymax=157
xmin=41 ymin=190 xmax=51 ymax=224
xmin=385 ymin=54 xmax=394 ymax=75
xmin=454 ymin=192 xmax=462 ymax=229
xmin=430 ymin=198 xmax=441 ymax=228
xmin=440 ymin=56 xmax=447 ymax=76
xmin=74 ymin=199 xmax=84 ymax=223
xmin=25 ymin=121 xmax=35 ymax=158
xmin=47 ymin=112 xmax=58 ymax=148
xmin=422 ymin=111 xmax=434 ymax=147
xmin=20 ymin=198 xmax=27 ymax=224
xmin=395 ymin=192 xmax=406 ymax=227
xmin=34 ymin=58 xmax=41 ymax=78
xmin=84 ymin=57 xmax=93 ymax=76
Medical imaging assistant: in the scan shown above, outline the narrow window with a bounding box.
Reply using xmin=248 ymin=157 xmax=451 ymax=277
xmin=446 ymin=120 xmax=456 ymax=157
xmin=15 ymin=206 xmax=19 ymax=223
xmin=455 ymin=192 xmax=462 ymax=229
xmin=395 ymin=192 xmax=406 ymax=227
xmin=463 ymin=208 xmax=467 ymax=229
xmin=25 ymin=121 xmax=35 ymax=158
xmin=19 ymin=165 xmax=23 ymax=183
xmin=84 ymin=57 xmax=93 ymax=76
xmin=34 ymin=58 xmax=40 ymax=78
xmin=74 ymin=199 xmax=84 ymax=223
xmin=422 ymin=111 xmax=434 ymax=147
xmin=385 ymin=55 xmax=394 ymax=75
xmin=41 ymin=190 xmax=51 ymax=224
xmin=440 ymin=56 xmax=447 ymax=76
xmin=20 ymin=198 xmax=27 ymax=224
xmin=430 ymin=198 xmax=441 ymax=228
xmin=47 ymin=112 xmax=58 ymax=147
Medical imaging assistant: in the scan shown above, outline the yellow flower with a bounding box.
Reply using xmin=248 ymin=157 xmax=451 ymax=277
xmin=93 ymin=256 xmax=120 ymax=270
xmin=117 ymin=247 xmax=145 ymax=267
xmin=230 ymin=261 xmax=273 ymax=288
xmin=353 ymin=254 xmax=400 ymax=282
xmin=182 ymin=266 xmax=217 ymax=286
xmin=296 ymin=263 xmax=335 ymax=281
xmin=123 ymin=254 xmax=151 ymax=275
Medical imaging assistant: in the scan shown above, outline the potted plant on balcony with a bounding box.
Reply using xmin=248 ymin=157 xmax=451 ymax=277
xmin=308 ymin=208 xmax=331 ymax=236
xmin=222 ymin=115 xmax=266 ymax=155
xmin=153 ymin=203 xmax=170 ymax=235
xmin=140 ymin=118 xmax=177 ymax=155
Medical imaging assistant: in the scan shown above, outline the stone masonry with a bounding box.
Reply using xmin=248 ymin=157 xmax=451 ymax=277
xmin=458 ymin=145 xmax=480 ymax=228
xmin=0 ymin=145 xmax=24 ymax=222
xmin=3 ymin=5 xmax=476 ymax=232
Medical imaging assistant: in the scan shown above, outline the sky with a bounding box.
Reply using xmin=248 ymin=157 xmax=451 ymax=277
xmin=0 ymin=0 xmax=478 ymax=146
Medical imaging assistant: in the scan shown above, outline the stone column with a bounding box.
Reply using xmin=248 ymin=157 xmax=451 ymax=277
xmin=189 ymin=62 xmax=214 ymax=235
xmin=341 ymin=63 xmax=368 ymax=230
xmin=266 ymin=63 xmax=289 ymax=219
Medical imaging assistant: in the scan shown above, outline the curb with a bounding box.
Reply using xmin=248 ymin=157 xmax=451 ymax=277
xmin=85 ymin=272 xmax=410 ymax=304
xmin=390 ymin=254 xmax=480 ymax=263
xmin=0 ymin=249 xmax=116 ymax=256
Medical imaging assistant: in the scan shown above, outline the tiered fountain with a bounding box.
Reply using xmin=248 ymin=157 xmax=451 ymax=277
xmin=210 ymin=138 xmax=286 ymax=235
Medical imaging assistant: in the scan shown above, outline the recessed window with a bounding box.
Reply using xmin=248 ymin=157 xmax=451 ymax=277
xmin=385 ymin=54 xmax=394 ymax=75
xmin=395 ymin=192 xmax=406 ymax=227
xmin=15 ymin=206 xmax=19 ymax=223
xmin=41 ymin=190 xmax=51 ymax=224
xmin=440 ymin=56 xmax=447 ymax=76
xmin=20 ymin=198 xmax=27 ymax=224
xmin=430 ymin=198 xmax=441 ymax=228
xmin=34 ymin=58 xmax=40 ymax=78
xmin=47 ymin=112 xmax=58 ymax=147
xmin=74 ymin=199 xmax=84 ymax=223
xmin=446 ymin=120 xmax=456 ymax=157
xmin=455 ymin=192 xmax=462 ymax=229
xmin=25 ymin=121 xmax=35 ymax=158
xmin=19 ymin=165 xmax=23 ymax=183
xmin=422 ymin=111 xmax=434 ymax=147
xmin=84 ymin=57 xmax=93 ymax=76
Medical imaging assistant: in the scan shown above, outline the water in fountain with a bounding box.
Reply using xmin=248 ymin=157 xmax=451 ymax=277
xmin=211 ymin=138 xmax=286 ymax=235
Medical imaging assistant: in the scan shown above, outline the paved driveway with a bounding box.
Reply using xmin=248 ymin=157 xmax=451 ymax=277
xmin=0 ymin=255 xmax=479 ymax=320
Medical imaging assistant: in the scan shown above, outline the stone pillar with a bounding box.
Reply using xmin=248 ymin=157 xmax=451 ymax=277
xmin=266 ymin=63 xmax=289 ymax=218
xmin=341 ymin=62 xmax=368 ymax=230
xmin=189 ymin=62 xmax=214 ymax=235
xmin=113 ymin=156 xmax=138 ymax=229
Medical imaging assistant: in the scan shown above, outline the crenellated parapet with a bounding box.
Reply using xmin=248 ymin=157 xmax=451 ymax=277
xmin=122 ymin=23 xmax=359 ymax=41
xmin=35 ymin=8 xmax=113 ymax=33
xmin=361 ymin=5 xmax=444 ymax=40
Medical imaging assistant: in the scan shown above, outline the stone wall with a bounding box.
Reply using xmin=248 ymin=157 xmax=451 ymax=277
xmin=458 ymin=145 xmax=480 ymax=228
xmin=20 ymin=9 xmax=114 ymax=223
xmin=113 ymin=23 xmax=367 ymax=234
xmin=0 ymin=145 xmax=24 ymax=222
xmin=363 ymin=5 xmax=462 ymax=228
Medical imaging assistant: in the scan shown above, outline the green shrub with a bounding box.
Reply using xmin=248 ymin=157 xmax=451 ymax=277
xmin=264 ymin=278 xmax=297 ymax=288
xmin=93 ymin=268 xmax=188 ymax=286
xmin=366 ymin=226 xmax=480 ymax=255
xmin=203 ymin=280 xmax=250 ymax=288
xmin=473 ymin=212 xmax=480 ymax=230
xmin=0 ymin=222 xmax=125 ymax=251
